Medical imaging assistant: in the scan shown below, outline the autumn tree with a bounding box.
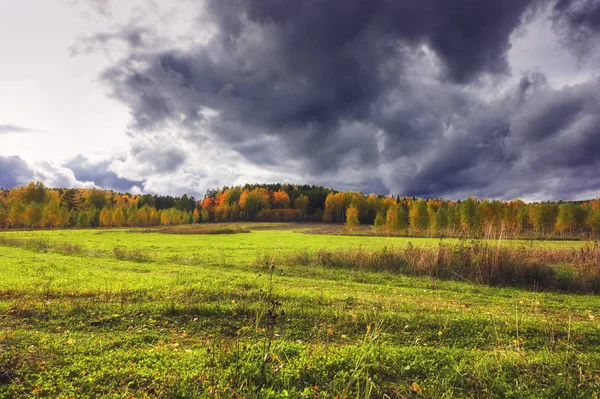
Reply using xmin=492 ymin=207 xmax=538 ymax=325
xmin=345 ymin=206 xmax=359 ymax=230
xmin=99 ymin=208 xmax=112 ymax=227
xmin=385 ymin=206 xmax=401 ymax=231
xmin=587 ymin=208 xmax=600 ymax=236
xmin=409 ymin=200 xmax=429 ymax=233
xmin=323 ymin=192 xmax=347 ymax=223
xmin=239 ymin=188 xmax=270 ymax=221
xmin=529 ymin=202 xmax=558 ymax=236
xmin=272 ymin=189 xmax=291 ymax=209
xmin=8 ymin=203 xmax=25 ymax=228
xmin=201 ymin=198 xmax=214 ymax=223
xmin=112 ymin=207 xmax=125 ymax=227
xmin=555 ymin=203 xmax=575 ymax=237
xmin=193 ymin=208 xmax=201 ymax=223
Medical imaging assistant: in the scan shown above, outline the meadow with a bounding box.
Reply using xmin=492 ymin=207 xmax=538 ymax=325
xmin=0 ymin=225 xmax=599 ymax=398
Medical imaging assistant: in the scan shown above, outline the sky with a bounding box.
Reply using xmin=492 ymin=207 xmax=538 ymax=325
xmin=1 ymin=0 xmax=599 ymax=201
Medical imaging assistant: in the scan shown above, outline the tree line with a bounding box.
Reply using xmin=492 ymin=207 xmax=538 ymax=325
xmin=0 ymin=182 xmax=197 ymax=229
xmin=200 ymin=183 xmax=600 ymax=238
xmin=1 ymin=182 xmax=600 ymax=238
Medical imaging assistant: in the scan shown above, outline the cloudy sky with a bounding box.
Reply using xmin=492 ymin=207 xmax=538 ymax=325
xmin=1 ymin=0 xmax=599 ymax=200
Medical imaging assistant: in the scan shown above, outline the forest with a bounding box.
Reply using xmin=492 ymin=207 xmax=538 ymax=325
xmin=1 ymin=181 xmax=600 ymax=238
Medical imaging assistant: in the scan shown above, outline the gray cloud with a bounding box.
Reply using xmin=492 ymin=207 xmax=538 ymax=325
xmin=83 ymin=0 xmax=111 ymax=16
xmin=0 ymin=155 xmax=36 ymax=189
xmin=552 ymin=0 xmax=600 ymax=58
xmin=69 ymin=27 xmax=152 ymax=56
xmin=63 ymin=154 xmax=143 ymax=192
xmin=0 ymin=124 xmax=34 ymax=134
xmin=89 ymin=0 xmax=600 ymax=200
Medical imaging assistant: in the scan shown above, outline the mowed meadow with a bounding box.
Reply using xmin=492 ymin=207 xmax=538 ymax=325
xmin=1 ymin=224 xmax=600 ymax=398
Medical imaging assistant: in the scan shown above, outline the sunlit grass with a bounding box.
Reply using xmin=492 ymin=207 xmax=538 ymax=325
xmin=0 ymin=226 xmax=599 ymax=397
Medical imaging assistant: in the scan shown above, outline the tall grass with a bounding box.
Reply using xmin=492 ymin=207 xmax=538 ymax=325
xmin=274 ymin=239 xmax=600 ymax=293
xmin=0 ymin=236 xmax=83 ymax=255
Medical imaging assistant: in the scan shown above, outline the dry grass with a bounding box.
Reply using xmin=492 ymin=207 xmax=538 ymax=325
xmin=302 ymin=223 xmax=587 ymax=241
xmin=273 ymin=239 xmax=600 ymax=293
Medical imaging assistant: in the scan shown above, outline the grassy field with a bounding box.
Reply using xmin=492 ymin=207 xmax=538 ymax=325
xmin=1 ymin=225 xmax=599 ymax=398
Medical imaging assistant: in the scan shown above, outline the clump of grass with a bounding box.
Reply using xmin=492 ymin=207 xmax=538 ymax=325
xmin=112 ymin=247 xmax=154 ymax=262
xmin=0 ymin=236 xmax=82 ymax=256
xmin=53 ymin=242 xmax=83 ymax=255
xmin=0 ymin=236 xmax=51 ymax=251
xmin=277 ymin=240 xmax=600 ymax=293
xmin=158 ymin=225 xmax=251 ymax=235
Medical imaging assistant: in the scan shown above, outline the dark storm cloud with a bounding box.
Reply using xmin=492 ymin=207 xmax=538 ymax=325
xmin=514 ymin=82 xmax=600 ymax=169
xmin=552 ymin=0 xmax=600 ymax=56
xmin=103 ymin=1 xmax=532 ymax=165
xmin=63 ymin=155 xmax=143 ymax=192
xmin=0 ymin=155 xmax=35 ymax=189
xmin=96 ymin=0 xmax=600 ymax=200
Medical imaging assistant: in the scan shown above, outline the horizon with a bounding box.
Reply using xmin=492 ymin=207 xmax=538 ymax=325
xmin=1 ymin=1 xmax=600 ymax=201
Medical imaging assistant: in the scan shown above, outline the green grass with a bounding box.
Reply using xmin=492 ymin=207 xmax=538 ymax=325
xmin=0 ymin=226 xmax=599 ymax=398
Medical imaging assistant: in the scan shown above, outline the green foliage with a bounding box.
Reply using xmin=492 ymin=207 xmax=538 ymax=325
xmin=22 ymin=181 xmax=47 ymax=203
xmin=460 ymin=197 xmax=480 ymax=235
xmin=76 ymin=211 xmax=89 ymax=228
xmin=86 ymin=189 xmax=107 ymax=209
xmin=433 ymin=206 xmax=448 ymax=232
xmin=373 ymin=211 xmax=385 ymax=228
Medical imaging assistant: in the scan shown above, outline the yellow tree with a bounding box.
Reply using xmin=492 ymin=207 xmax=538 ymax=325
xmin=8 ymin=203 xmax=25 ymax=228
xmin=150 ymin=208 xmax=159 ymax=226
xmin=99 ymin=208 xmax=112 ymax=227
xmin=323 ymin=192 xmax=347 ymax=223
xmin=385 ymin=206 xmax=399 ymax=231
xmin=127 ymin=210 xmax=140 ymax=227
xmin=555 ymin=203 xmax=575 ymax=237
xmin=42 ymin=200 xmax=62 ymax=228
xmin=112 ymin=207 xmax=125 ymax=227
xmin=345 ymin=206 xmax=359 ymax=230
